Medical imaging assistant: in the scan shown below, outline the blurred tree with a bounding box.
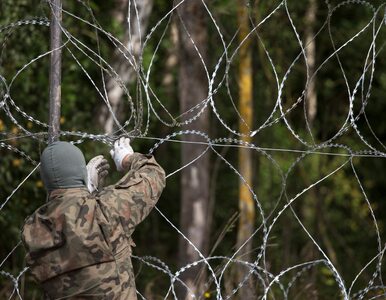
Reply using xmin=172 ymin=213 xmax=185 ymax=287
xmin=305 ymin=0 xmax=317 ymax=130
xmin=97 ymin=0 xmax=153 ymax=134
xmin=236 ymin=0 xmax=255 ymax=299
xmin=176 ymin=0 xmax=210 ymax=298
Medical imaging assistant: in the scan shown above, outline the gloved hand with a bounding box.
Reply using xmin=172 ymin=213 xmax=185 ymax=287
xmin=86 ymin=155 xmax=110 ymax=193
xmin=110 ymin=137 xmax=134 ymax=171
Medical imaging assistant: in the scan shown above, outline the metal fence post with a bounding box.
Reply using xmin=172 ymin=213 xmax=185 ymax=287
xmin=48 ymin=0 xmax=62 ymax=143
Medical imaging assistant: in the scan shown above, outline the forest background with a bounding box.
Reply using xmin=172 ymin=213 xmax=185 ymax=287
xmin=1 ymin=0 xmax=386 ymax=299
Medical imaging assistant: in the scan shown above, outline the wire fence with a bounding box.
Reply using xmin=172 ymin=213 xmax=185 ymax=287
xmin=1 ymin=0 xmax=386 ymax=299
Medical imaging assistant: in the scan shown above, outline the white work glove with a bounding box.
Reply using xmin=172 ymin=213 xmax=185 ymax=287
xmin=110 ymin=137 xmax=134 ymax=171
xmin=86 ymin=155 xmax=110 ymax=193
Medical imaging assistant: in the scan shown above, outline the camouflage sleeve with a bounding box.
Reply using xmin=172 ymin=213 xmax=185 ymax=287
xmin=111 ymin=153 xmax=165 ymax=230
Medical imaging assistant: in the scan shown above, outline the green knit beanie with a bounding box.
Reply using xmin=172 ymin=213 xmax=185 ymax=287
xmin=40 ymin=141 xmax=87 ymax=191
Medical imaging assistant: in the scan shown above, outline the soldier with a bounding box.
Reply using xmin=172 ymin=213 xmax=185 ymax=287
xmin=21 ymin=137 xmax=165 ymax=299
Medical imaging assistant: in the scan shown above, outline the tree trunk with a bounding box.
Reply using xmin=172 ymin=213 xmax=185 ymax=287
xmin=48 ymin=0 xmax=62 ymax=143
xmin=177 ymin=1 xmax=210 ymax=299
xmin=302 ymin=2 xmax=319 ymax=297
xmin=236 ymin=1 xmax=255 ymax=299
xmin=97 ymin=0 xmax=153 ymax=134
xmin=305 ymin=0 xmax=317 ymax=127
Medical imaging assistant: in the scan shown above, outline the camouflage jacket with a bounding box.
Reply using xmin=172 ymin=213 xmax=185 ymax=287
xmin=22 ymin=153 xmax=165 ymax=300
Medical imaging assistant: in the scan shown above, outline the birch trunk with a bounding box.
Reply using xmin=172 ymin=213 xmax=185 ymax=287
xmin=98 ymin=0 xmax=153 ymax=134
xmin=305 ymin=0 xmax=317 ymax=126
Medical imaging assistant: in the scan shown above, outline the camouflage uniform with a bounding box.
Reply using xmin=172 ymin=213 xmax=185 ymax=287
xmin=22 ymin=153 xmax=165 ymax=300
